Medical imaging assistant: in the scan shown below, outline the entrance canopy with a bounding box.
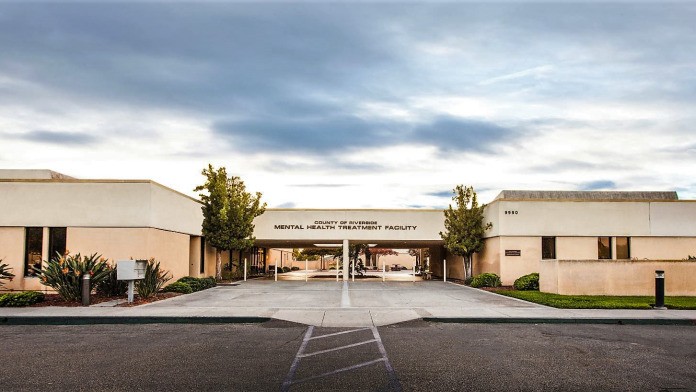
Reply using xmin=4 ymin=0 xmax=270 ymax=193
xmin=253 ymin=209 xmax=446 ymax=248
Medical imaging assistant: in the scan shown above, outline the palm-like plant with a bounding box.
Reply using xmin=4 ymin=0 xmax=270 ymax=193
xmin=0 ymin=260 xmax=15 ymax=287
xmin=135 ymin=259 xmax=171 ymax=299
xmin=34 ymin=252 xmax=111 ymax=301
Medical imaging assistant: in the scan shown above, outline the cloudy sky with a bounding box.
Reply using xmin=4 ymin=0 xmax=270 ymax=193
xmin=2 ymin=2 xmax=695 ymax=208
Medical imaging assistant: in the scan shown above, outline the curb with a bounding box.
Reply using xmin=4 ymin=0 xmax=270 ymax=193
xmin=0 ymin=316 xmax=272 ymax=326
xmin=422 ymin=317 xmax=696 ymax=325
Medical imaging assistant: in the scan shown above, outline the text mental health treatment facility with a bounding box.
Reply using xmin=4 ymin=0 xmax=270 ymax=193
xmin=1 ymin=169 xmax=696 ymax=296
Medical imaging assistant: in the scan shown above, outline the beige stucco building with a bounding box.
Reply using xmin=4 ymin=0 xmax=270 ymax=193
xmin=2 ymin=170 xmax=695 ymax=295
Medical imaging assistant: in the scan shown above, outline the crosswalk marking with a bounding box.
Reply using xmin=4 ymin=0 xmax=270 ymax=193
xmin=281 ymin=326 xmax=402 ymax=391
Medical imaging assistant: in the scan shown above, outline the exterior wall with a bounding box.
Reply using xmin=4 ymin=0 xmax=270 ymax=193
xmin=0 ymin=181 xmax=203 ymax=235
xmin=253 ymin=209 xmax=445 ymax=242
xmin=499 ymin=237 xmax=541 ymax=285
xmin=556 ymin=237 xmax=598 ymax=259
xmin=540 ymin=259 xmax=696 ymax=295
xmin=188 ymin=236 xmax=201 ymax=277
xmin=377 ymin=252 xmax=416 ymax=270
xmin=267 ymin=248 xmax=295 ymax=271
xmin=0 ymin=227 xmax=31 ymax=291
xmin=473 ymin=237 xmax=501 ymax=277
xmin=485 ymin=200 xmax=696 ymax=238
xmin=631 ymin=237 xmax=696 ymax=260
xmin=68 ymin=227 xmax=191 ymax=282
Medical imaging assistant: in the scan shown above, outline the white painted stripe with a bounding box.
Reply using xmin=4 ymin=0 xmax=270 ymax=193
xmin=372 ymin=326 xmax=403 ymax=392
xmin=289 ymin=358 xmax=386 ymax=386
xmin=281 ymin=326 xmax=314 ymax=392
xmin=309 ymin=327 xmax=370 ymax=340
xmin=341 ymin=281 xmax=351 ymax=307
xmin=299 ymin=339 xmax=378 ymax=358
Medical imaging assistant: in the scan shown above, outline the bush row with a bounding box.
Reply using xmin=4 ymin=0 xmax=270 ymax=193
xmin=0 ymin=291 xmax=45 ymax=307
xmin=163 ymin=276 xmax=216 ymax=294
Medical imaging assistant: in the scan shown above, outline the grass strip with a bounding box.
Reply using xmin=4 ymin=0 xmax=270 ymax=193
xmin=491 ymin=289 xmax=696 ymax=309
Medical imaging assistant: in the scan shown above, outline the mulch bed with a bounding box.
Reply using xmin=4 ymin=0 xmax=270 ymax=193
xmin=29 ymin=292 xmax=181 ymax=307
xmin=116 ymin=292 xmax=182 ymax=307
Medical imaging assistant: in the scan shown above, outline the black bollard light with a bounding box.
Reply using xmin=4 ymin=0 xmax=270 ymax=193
xmin=654 ymin=270 xmax=665 ymax=310
xmin=82 ymin=274 xmax=91 ymax=306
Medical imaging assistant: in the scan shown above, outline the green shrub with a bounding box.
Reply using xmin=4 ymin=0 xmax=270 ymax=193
xmin=34 ymin=252 xmax=111 ymax=301
xmin=291 ymin=266 xmax=300 ymax=271
xmin=0 ymin=260 xmax=15 ymax=287
xmin=95 ymin=267 xmax=127 ymax=296
xmin=135 ymin=259 xmax=172 ymax=299
xmin=513 ymin=273 xmax=540 ymax=291
xmin=328 ymin=266 xmax=336 ymax=270
xmin=163 ymin=281 xmax=193 ymax=294
xmin=282 ymin=266 xmax=291 ymax=273
xmin=176 ymin=276 xmax=216 ymax=292
xmin=470 ymin=273 xmax=502 ymax=288
xmin=0 ymin=291 xmax=45 ymax=307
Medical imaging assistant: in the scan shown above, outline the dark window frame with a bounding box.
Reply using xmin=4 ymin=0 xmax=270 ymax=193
xmin=24 ymin=227 xmax=43 ymax=277
xmin=48 ymin=227 xmax=67 ymax=263
xmin=598 ymin=236 xmax=612 ymax=259
xmin=541 ymin=236 xmax=556 ymax=260
xmin=616 ymin=236 xmax=631 ymax=259
xmin=199 ymin=237 xmax=205 ymax=274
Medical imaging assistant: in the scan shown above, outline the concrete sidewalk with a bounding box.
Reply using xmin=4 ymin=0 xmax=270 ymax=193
xmin=2 ymin=280 xmax=695 ymax=327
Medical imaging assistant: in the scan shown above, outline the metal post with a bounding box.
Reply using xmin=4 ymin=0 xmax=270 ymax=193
xmin=305 ymin=259 xmax=308 ymax=282
xmin=342 ymin=239 xmax=349 ymax=282
xmin=413 ymin=264 xmax=416 ymax=283
xmin=274 ymin=261 xmax=278 ymax=282
xmin=127 ymin=280 xmax=135 ymax=303
xmin=244 ymin=258 xmax=247 ymax=282
xmin=654 ymin=270 xmax=666 ymax=309
xmin=336 ymin=259 xmax=339 ymax=281
xmin=443 ymin=259 xmax=447 ymax=282
xmin=82 ymin=274 xmax=91 ymax=306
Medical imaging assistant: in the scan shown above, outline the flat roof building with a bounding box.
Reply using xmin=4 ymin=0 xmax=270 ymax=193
xmin=1 ymin=170 xmax=695 ymax=295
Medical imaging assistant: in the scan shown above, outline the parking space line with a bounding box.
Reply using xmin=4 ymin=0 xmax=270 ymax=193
xmin=289 ymin=358 xmax=387 ymax=386
xmin=309 ymin=327 xmax=370 ymax=340
xmin=299 ymin=339 xmax=378 ymax=358
xmin=371 ymin=326 xmax=402 ymax=392
xmin=281 ymin=326 xmax=314 ymax=392
xmin=282 ymin=325 xmax=402 ymax=391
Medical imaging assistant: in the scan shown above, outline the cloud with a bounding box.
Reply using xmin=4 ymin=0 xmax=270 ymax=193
xmin=275 ymin=202 xmax=296 ymax=208
xmin=578 ymin=180 xmax=617 ymax=191
xmin=291 ymin=184 xmax=351 ymax=188
xmin=426 ymin=190 xmax=452 ymax=198
xmin=214 ymin=115 xmax=514 ymax=154
xmin=14 ymin=130 xmax=98 ymax=146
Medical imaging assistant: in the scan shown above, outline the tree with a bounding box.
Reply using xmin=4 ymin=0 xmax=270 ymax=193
xmin=440 ymin=185 xmax=492 ymax=281
xmin=226 ymin=174 xmax=266 ymax=271
xmin=195 ymin=164 xmax=266 ymax=281
xmin=195 ymin=165 xmax=230 ymax=281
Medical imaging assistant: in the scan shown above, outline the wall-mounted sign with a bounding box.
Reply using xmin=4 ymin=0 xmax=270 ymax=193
xmin=505 ymin=250 xmax=521 ymax=256
xmin=273 ymin=220 xmax=418 ymax=231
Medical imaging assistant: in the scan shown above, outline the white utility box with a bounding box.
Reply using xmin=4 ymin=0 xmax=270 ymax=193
xmin=117 ymin=260 xmax=147 ymax=281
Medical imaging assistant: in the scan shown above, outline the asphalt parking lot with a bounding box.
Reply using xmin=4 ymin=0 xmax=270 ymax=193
xmin=1 ymin=321 xmax=695 ymax=391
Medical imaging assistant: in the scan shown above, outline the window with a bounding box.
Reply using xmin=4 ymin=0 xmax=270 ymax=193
xmin=598 ymin=236 xmax=612 ymax=259
xmin=199 ymin=237 xmax=205 ymax=274
xmin=48 ymin=227 xmax=67 ymax=262
xmin=542 ymin=237 xmax=556 ymax=259
xmin=24 ymin=227 xmax=43 ymax=277
xmin=616 ymin=237 xmax=630 ymax=259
